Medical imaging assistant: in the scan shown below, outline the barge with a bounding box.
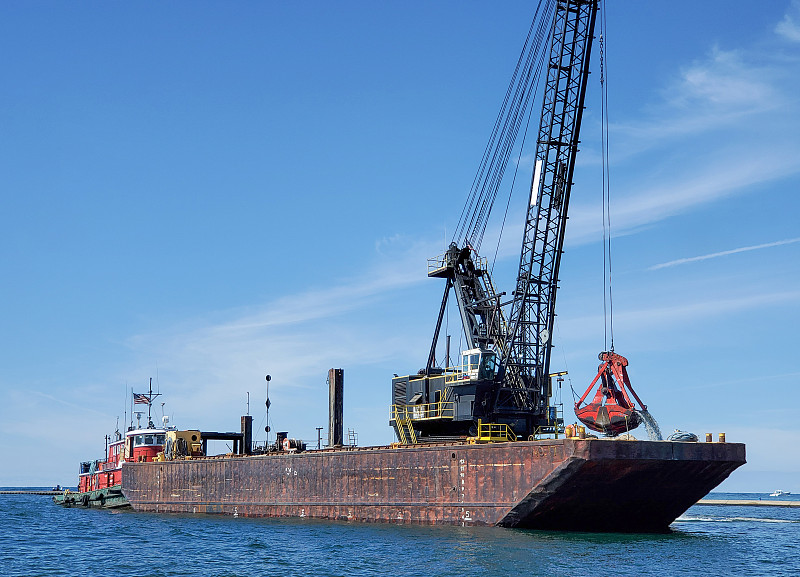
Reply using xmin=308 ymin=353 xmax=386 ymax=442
xmin=121 ymin=434 xmax=744 ymax=531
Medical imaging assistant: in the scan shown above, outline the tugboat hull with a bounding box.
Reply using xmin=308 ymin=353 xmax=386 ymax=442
xmin=122 ymin=438 xmax=745 ymax=532
xmin=53 ymin=485 xmax=129 ymax=509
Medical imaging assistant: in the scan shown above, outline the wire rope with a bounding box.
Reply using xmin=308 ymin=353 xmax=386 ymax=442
xmin=491 ymin=60 xmax=541 ymax=274
xmin=453 ymin=0 xmax=555 ymax=254
xmin=599 ymin=3 xmax=615 ymax=352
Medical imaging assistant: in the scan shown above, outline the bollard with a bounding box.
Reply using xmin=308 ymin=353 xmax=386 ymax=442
xmin=578 ymin=426 xmax=586 ymax=439
xmin=705 ymin=433 xmax=712 ymax=443
xmin=719 ymin=432 xmax=726 ymax=443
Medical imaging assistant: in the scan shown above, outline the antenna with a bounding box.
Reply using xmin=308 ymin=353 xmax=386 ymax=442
xmin=123 ymin=383 xmax=127 ymax=434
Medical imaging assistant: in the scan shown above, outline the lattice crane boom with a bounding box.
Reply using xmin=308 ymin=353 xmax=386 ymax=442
xmin=503 ymin=0 xmax=598 ymax=419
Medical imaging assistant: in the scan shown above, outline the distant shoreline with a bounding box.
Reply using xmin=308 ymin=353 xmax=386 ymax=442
xmin=0 ymin=490 xmax=62 ymax=495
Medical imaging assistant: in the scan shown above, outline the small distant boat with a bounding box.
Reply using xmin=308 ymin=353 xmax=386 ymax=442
xmin=770 ymin=490 xmax=791 ymax=497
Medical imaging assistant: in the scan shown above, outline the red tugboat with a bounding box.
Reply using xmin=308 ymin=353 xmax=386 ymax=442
xmin=54 ymin=385 xmax=168 ymax=509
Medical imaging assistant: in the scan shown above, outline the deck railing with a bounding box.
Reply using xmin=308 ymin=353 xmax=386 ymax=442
xmin=427 ymin=253 xmax=488 ymax=276
xmin=471 ymin=420 xmax=517 ymax=443
xmin=391 ymin=401 xmax=455 ymax=423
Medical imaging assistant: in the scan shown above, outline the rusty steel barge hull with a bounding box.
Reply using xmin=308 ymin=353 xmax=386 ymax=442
xmin=121 ymin=438 xmax=745 ymax=532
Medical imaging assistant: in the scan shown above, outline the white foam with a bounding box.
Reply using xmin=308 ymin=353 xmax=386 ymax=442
xmin=676 ymin=515 xmax=795 ymax=524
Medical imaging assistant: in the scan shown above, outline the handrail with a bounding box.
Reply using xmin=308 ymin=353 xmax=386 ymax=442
xmin=471 ymin=420 xmax=517 ymax=443
xmin=391 ymin=401 xmax=455 ymax=422
xmin=444 ymin=369 xmax=472 ymax=384
xmin=406 ymin=367 xmax=469 ymax=385
xmin=427 ymin=253 xmax=488 ymax=274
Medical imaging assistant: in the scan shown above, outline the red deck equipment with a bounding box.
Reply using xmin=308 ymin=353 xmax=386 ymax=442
xmin=575 ymin=351 xmax=648 ymax=436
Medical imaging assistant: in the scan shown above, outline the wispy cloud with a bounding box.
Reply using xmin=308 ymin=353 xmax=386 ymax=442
xmin=669 ymin=46 xmax=778 ymax=112
xmin=565 ymin=20 xmax=800 ymax=244
xmin=669 ymin=47 xmax=778 ymax=109
xmin=649 ymin=237 xmax=800 ymax=270
xmin=484 ymin=141 xmax=800 ymax=262
xmin=565 ymin=150 xmax=800 ymax=246
xmin=776 ymin=0 xmax=800 ymax=42
xmin=130 ymin=236 xmax=436 ymax=342
xmin=484 ymin=34 xmax=800 ymax=257
xmin=559 ymin=290 xmax=800 ymax=339
xmin=120 ymin=236 xmax=443 ymax=423
xmin=608 ymin=47 xmax=786 ymax=162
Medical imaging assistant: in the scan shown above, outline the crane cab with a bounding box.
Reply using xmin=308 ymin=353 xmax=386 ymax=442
xmin=460 ymin=348 xmax=498 ymax=381
xmin=390 ymin=347 xmax=504 ymax=442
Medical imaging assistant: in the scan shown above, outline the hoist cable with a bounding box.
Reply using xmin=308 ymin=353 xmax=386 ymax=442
xmin=470 ymin=8 xmax=552 ymax=252
xmin=599 ymin=3 xmax=615 ymax=351
xmin=453 ymin=0 xmax=555 ymax=252
xmin=459 ymin=8 xmax=544 ymax=248
xmin=453 ymin=9 xmax=539 ymax=246
xmin=491 ymin=80 xmax=538 ymax=273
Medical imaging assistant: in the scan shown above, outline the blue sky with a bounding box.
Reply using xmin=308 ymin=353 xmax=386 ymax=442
xmin=1 ymin=1 xmax=799 ymax=492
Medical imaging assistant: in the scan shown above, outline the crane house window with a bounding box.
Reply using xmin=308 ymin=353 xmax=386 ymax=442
xmin=479 ymin=352 xmax=497 ymax=380
xmin=461 ymin=349 xmax=496 ymax=380
xmin=463 ymin=352 xmax=481 ymax=376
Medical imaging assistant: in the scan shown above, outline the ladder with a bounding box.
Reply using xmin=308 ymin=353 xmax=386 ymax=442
xmin=395 ymin=417 xmax=417 ymax=445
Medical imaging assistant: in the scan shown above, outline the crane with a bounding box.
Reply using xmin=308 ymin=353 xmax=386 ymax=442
xmin=391 ymin=0 xmax=647 ymax=442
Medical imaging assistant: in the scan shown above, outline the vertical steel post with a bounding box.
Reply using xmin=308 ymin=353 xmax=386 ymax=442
xmin=328 ymin=368 xmax=344 ymax=447
xmin=241 ymin=415 xmax=253 ymax=455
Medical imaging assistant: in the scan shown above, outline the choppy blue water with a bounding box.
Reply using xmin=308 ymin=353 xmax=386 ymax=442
xmin=1 ymin=491 xmax=798 ymax=577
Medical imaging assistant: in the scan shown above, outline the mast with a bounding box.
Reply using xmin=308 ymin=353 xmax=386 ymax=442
xmin=132 ymin=379 xmax=161 ymax=429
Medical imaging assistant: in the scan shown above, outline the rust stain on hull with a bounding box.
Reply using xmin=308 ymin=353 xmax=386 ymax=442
xmin=121 ymin=439 xmax=745 ymax=532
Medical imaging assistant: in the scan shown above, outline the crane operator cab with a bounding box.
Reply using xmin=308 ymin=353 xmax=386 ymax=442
xmin=390 ymin=347 xmax=505 ymax=441
xmin=460 ymin=348 xmax=498 ymax=381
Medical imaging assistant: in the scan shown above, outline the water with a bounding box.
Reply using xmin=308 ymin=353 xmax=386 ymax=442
xmin=1 ymin=491 xmax=797 ymax=577
xmin=638 ymin=409 xmax=663 ymax=441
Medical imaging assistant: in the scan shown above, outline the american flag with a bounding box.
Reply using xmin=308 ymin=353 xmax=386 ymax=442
xmin=133 ymin=393 xmax=151 ymax=405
